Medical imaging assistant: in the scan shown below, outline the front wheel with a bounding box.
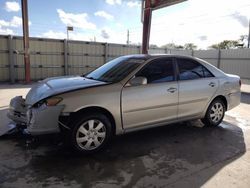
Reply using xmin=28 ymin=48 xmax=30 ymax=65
xmin=70 ymin=113 xmax=112 ymax=154
xmin=202 ymin=98 xmax=226 ymax=127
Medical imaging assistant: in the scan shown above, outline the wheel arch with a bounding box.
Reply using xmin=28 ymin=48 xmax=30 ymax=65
xmin=201 ymin=95 xmax=227 ymax=126
xmin=71 ymin=106 xmax=116 ymax=136
xmin=211 ymin=95 xmax=228 ymax=111
xmin=202 ymin=95 xmax=228 ymax=118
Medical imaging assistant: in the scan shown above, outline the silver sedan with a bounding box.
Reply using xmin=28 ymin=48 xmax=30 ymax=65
xmin=8 ymin=54 xmax=241 ymax=153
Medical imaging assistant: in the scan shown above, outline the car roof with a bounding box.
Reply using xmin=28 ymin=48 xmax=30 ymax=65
xmin=123 ymin=54 xmax=226 ymax=77
xmin=122 ymin=54 xmax=194 ymax=60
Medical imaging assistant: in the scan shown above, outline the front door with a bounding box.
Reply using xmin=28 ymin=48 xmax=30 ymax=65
xmin=121 ymin=58 xmax=178 ymax=129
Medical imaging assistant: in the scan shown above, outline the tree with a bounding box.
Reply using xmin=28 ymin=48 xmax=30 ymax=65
xmin=161 ymin=43 xmax=184 ymax=49
xmin=239 ymin=35 xmax=248 ymax=41
xmin=149 ymin=44 xmax=158 ymax=48
xmin=175 ymin=45 xmax=184 ymax=49
xmin=239 ymin=35 xmax=248 ymax=48
xmin=209 ymin=40 xmax=240 ymax=49
xmin=209 ymin=44 xmax=220 ymax=49
xmin=184 ymin=43 xmax=197 ymax=50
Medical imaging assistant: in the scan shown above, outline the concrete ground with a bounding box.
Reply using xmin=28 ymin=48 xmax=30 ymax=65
xmin=0 ymin=84 xmax=250 ymax=188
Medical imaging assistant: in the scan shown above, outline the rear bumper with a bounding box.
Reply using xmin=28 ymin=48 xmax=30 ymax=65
xmin=227 ymin=91 xmax=241 ymax=110
xmin=8 ymin=96 xmax=65 ymax=135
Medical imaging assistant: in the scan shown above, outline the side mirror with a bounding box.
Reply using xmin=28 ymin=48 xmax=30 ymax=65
xmin=129 ymin=76 xmax=147 ymax=86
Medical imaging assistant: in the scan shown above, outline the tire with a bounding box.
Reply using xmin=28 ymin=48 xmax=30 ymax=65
xmin=70 ymin=112 xmax=112 ymax=154
xmin=202 ymin=98 xmax=226 ymax=127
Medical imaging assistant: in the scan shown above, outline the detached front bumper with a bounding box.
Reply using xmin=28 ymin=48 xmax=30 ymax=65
xmin=8 ymin=96 xmax=65 ymax=135
xmin=7 ymin=96 xmax=27 ymax=125
xmin=26 ymin=104 xmax=65 ymax=135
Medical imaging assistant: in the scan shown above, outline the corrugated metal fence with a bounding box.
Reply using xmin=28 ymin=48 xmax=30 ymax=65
xmin=0 ymin=34 xmax=250 ymax=82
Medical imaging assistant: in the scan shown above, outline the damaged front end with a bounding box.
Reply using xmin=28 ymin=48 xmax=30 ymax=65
xmin=7 ymin=96 xmax=27 ymax=126
xmin=8 ymin=96 xmax=65 ymax=135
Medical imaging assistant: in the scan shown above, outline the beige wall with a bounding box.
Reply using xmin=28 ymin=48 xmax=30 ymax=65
xmin=0 ymin=35 xmax=250 ymax=82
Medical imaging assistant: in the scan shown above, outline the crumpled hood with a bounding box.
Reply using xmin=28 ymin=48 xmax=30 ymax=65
xmin=25 ymin=76 xmax=107 ymax=105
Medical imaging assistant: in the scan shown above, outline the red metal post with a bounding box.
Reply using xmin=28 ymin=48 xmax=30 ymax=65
xmin=142 ymin=0 xmax=152 ymax=54
xmin=21 ymin=0 xmax=30 ymax=83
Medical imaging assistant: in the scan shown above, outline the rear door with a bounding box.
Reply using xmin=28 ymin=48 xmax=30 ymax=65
xmin=122 ymin=58 xmax=178 ymax=129
xmin=176 ymin=58 xmax=219 ymax=119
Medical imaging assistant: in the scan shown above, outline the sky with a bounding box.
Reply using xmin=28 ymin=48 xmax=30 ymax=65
xmin=0 ymin=0 xmax=250 ymax=49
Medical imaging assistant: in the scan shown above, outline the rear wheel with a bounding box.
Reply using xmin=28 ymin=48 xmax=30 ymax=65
xmin=70 ymin=113 xmax=112 ymax=154
xmin=202 ymin=98 xmax=225 ymax=127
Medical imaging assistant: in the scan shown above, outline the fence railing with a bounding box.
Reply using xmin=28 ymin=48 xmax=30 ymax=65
xmin=0 ymin=34 xmax=250 ymax=82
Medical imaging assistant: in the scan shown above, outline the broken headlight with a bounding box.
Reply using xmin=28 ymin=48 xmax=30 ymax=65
xmin=45 ymin=97 xmax=63 ymax=106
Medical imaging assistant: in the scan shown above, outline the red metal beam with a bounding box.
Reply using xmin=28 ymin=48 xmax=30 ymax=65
xmin=141 ymin=0 xmax=187 ymax=54
xmin=21 ymin=0 xmax=30 ymax=83
xmin=142 ymin=0 xmax=152 ymax=54
xmin=151 ymin=0 xmax=186 ymax=10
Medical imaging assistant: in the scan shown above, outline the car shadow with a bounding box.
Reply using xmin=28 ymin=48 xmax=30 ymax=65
xmin=0 ymin=117 xmax=246 ymax=187
xmin=241 ymin=92 xmax=250 ymax=104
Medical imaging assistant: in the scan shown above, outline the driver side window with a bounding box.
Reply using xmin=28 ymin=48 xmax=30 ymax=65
xmin=136 ymin=58 xmax=174 ymax=83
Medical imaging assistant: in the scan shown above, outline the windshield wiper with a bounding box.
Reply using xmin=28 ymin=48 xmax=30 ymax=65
xmin=85 ymin=76 xmax=96 ymax=80
xmin=85 ymin=76 xmax=113 ymax=83
xmin=85 ymin=76 xmax=105 ymax=82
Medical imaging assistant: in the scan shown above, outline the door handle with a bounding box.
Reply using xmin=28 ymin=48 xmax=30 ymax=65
xmin=167 ymin=87 xmax=177 ymax=93
xmin=209 ymin=82 xmax=216 ymax=87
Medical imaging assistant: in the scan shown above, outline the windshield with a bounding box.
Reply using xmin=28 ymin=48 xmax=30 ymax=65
xmin=85 ymin=56 xmax=145 ymax=83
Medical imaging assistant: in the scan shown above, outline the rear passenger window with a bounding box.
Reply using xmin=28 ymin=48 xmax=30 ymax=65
xmin=177 ymin=58 xmax=213 ymax=80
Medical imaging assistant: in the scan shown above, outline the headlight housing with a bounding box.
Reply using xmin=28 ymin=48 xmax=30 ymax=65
xmin=45 ymin=97 xmax=63 ymax=106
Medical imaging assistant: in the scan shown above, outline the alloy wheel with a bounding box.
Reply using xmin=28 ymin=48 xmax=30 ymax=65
xmin=210 ymin=102 xmax=224 ymax=123
xmin=76 ymin=119 xmax=106 ymax=150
